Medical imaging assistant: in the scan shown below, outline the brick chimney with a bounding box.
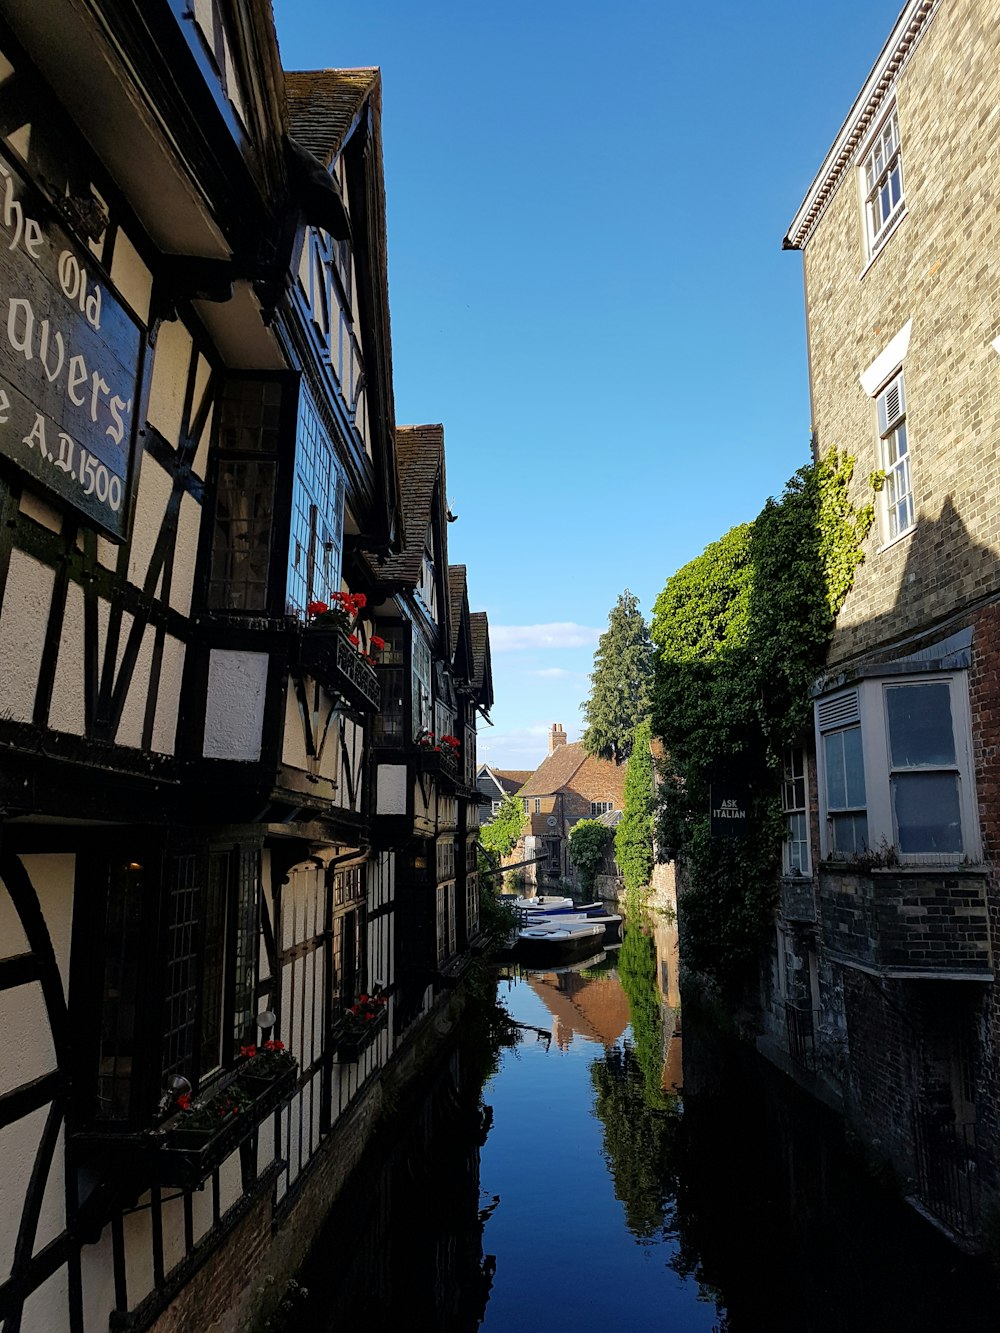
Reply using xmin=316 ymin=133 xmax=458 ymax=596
xmin=548 ymin=723 xmax=567 ymax=755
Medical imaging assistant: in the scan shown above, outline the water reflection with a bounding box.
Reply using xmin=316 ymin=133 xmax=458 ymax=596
xmin=278 ymin=907 xmax=998 ymax=1333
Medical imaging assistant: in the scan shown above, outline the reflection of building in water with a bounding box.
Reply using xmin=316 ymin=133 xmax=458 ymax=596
xmin=652 ymin=912 xmax=683 ymax=1093
xmin=528 ymin=969 xmax=631 ymax=1052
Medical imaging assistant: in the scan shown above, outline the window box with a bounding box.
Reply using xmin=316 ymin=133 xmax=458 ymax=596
xmin=152 ymin=1062 xmax=298 ymax=1187
xmin=333 ymin=1004 xmax=388 ymax=1062
xmin=296 ymin=625 xmax=381 ymax=711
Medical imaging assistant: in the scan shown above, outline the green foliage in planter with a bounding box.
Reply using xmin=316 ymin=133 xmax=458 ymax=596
xmin=568 ymin=818 xmax=613 ymax=893
xmin=650 ymin=450 xmax=875 ymax=996
xmin=615 ymin=719 xmax=656 ymax=894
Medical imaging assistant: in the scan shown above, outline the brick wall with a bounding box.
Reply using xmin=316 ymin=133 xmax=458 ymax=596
xmin=799 ymin=0 xmax=1000 ymax=668
xmin=819 ymin=867 xmax=991 ymax=975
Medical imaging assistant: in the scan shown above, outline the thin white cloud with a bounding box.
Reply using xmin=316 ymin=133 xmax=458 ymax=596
xmin=491 ymin=622 xmax=601 ymax=651
xmin=529 ymin=667 xmax=570 ymax=678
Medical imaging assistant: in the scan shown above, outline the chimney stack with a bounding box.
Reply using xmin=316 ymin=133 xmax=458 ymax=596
xmin=548 ymin=723 xmax=567 ymax=755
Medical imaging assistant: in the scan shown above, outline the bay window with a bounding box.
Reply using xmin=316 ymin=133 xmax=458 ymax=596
xmin=815 ymin=665 xmax=977 ymax=863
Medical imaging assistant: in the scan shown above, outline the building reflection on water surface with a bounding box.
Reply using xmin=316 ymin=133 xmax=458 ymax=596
xmin=279 ymin=911 xmax=998 ymax=1333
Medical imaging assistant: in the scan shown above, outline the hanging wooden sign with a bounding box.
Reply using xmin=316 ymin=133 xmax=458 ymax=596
xmin=0 ymin=146 xmax=143 ymax=538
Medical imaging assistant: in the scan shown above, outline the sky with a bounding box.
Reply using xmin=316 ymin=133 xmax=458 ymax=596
xmin=272 ymin=0 xmax=905 ymax=771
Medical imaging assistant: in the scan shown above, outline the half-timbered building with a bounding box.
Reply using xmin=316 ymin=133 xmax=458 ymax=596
xmin=0 ymin=6 xmax=493 ymax=1331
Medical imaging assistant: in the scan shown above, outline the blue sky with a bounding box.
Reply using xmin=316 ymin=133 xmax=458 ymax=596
xmin=273 ymin=0 xmax=904 ymax=770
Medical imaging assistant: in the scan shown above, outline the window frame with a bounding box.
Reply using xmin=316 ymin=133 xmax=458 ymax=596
xmin=590 ymin=800 xmax=613 ymax=817
xmin=781 ymin=745 xmax=811 ymax=877
xmin=815 ymin=675 xmax=979 ymax=865
xmin=860 ymin=104 xmax=905 ymax=259
xmin=876 ymin=370 xmax=915 ymax=544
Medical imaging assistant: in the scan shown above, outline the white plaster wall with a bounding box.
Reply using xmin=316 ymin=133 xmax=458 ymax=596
xmin=24 ymin=855 xmax=74 ymax=996
xmin=191 ymin=353 xmax=211 ymax=427
xmin=127 ymin=456 xmax=171 ymax=593
xmin=169 ymin=490 xmax=201 ymax=618
xmin=376 ymin=764 xmax=407 ymax=815
xmin=123 ymin=1195 xmax=155 ymax=1306
xmin=202 ymin=650 xmax=268 ymax=761
xmin=146 ymin=318 xmax=192 ymax=445
xmin=318 ymin=686 xmax=339 ymax=783
xmin=0 ymin=549 xmax=53 ymax=721
xmin=80 ymin=1225 xmax=116 ymax=1333
xmin=0 ymin=981 xmax=56 ymax=1099
xmin=0 ymin=881 xmax=29 ymax=955
xmin=115 ymin=621 xmax=155 ymax=749
xmin=159 ymin=1188 xmax=187 ymax=1278
xmin=282 ymin=680 xmax=309 ymax=770
xmin=0 ymin=1104 xmax=48 ymax=1279
xmin=18 ymin=487 xmax=62 ymax=533
xmin=109 ymin=228 xmax=152 ymax=326
xmin=97 ymin=536 xmax=118 ymax=571
xmin=217 ymin=1148 xmax=243 ymax=1216
xmin=151 ymin=634 xmax=186 ymax=755
xmin=190 ymin=1179 xmax=215 ymax=1245
xmin=20 ymin=1261 xmax=68 ymax=1333
xmin=192 ymin=404 xmax=213 ymax=481
xmin=49 ymin=580 xmax=86 ymax=735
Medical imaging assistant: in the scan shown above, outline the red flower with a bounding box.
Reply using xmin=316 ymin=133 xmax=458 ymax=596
xmin=370 ymin=635 xmax=386 ymax=651
xmin=348 ymin=633 xmax=359 ymax=646
xmin=265 ymin=1039 xmax=284 ymax=1051
xmin=177 ymin=1093 xmax=191 ymax=1111
xmin=353 ymin=592 xmax=367 ymax=609
xmin=307 ymin=599 xmax=328 ymax=616
xmin=240 ymin=1044 xmax=257 ymax=1059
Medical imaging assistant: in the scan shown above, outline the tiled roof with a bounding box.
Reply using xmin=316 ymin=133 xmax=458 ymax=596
xmin=493 ymin=769 xmax=532 ymax=793
xmin=448 ymin=565 xmax=467 ymax=661
xmin=469 ymin=611 xmax=494 ymax=711
xmin=518 ymin=743 xmax=587 ymax=797
xmin=377 ymin=425 xmax=443 ymax=587
xmin=284 ymin=68 xmax=380 ymax=164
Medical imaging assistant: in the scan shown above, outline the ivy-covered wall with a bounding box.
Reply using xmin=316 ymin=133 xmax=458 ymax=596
xmin=650 ymin=451 xmax=875 ymax=997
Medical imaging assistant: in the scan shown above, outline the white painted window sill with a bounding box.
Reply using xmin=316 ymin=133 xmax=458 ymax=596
xmin=859 ymin=206 xmax=908 ymax=281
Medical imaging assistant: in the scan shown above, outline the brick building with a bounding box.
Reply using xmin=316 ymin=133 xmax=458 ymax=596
xmin=764 ymin=0 xmax=1000 ymax=1244
xmin=513 ymin=724 xmax=626 ymax=890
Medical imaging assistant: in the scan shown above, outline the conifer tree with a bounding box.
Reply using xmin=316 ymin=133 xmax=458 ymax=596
xmin=581 ymin=590 xmax=654 ymax=763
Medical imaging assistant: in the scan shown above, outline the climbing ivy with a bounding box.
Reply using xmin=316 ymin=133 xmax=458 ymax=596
xmin=650 ymin=450 xmax=874 ymax=996
xmin=615 ymin=719 xmax=656 ymax=894
xmin=568 ymin=818 xmax=613 ymax=893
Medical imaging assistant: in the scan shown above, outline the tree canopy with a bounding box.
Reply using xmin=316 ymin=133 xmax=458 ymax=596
xmin=581 ymin=590 xmax=654 ymax=764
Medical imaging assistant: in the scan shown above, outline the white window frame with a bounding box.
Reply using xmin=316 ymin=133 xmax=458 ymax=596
xmin=877 ymin=370 xmax=914 ymax=543
xmin=590 ymin=800 xmax=613 ymax=817
xmin=815 ymin=675 xmax=979 ymax=864
xmin=860 ymin=105 xmax=904 ymax=258
xmin=781 ymin=745 xmax=811 ymax=876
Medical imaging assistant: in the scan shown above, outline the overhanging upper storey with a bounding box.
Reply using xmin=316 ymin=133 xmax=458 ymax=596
xmin=783 ymin=0 xmax=939 ymax=251
xmin=284 ymin=67 xmax=401 ymax=557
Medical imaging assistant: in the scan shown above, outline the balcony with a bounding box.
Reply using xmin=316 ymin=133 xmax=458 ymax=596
xmin=296 ymin=626 xmax=381 ymax=712
xmin=818 ymin=866 xmax=992 ymax=980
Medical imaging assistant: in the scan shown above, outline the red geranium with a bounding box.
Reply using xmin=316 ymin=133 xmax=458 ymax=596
xmin=370 ymin=635 xmax=386 ymax=651
xmin=307 ymin=599 xmax=328 ymax=616
xmin=348 ymin=633 xmax=359 ymax=646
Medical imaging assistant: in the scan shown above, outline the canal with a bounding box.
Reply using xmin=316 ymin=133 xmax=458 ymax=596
xmin=276 ymin=911 xmax=998 ymax=1332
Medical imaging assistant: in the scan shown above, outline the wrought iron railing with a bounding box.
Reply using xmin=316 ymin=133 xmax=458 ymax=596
xmin=785 ymin=1002 xmax=819 ymax=1071
xmin=912 ymin=1112 xmax=980 ymax=1238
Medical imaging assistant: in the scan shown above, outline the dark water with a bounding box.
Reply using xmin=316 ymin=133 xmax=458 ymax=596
xmin=284 ymin=921 xmax=998 ymax=1333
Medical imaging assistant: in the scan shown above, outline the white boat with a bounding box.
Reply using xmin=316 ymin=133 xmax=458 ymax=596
xmin=521 ymin=911 xmax=623 ymax=942
xmin=515 ymin=920 xmax=605 ymax=957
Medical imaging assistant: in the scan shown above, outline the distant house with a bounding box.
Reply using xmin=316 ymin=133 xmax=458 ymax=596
xmin=514 ymin=724 xmax=626 ymax=890
xmin=477 ymin=764 xmax=532 ymax=822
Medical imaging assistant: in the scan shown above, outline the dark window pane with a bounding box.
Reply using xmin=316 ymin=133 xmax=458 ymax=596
xmin=97 ymin=861 xmax=145 ymax=1120
xmin=824 ymin=731 xmax=847 ymax=808
xmin=893 ymin=773 xmax=963 ymax=853
xmin=887 ymin=683 xmax=955 ymax=767
xmin=831 ymin=812 xmax=868 ymax=857
xmin=199 ymin=852 xmax=229 ymax=1075
xmin=162 ymin=854 xmax=200 ymax=1086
